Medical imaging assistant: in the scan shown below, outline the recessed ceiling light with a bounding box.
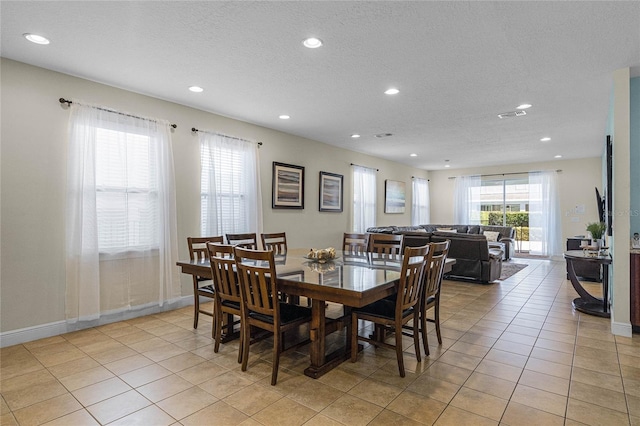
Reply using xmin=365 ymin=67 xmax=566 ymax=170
xmin=384 ymin=88 xmax=399 ymax=95
xmin=188 ymin=86 xmax=204 ymax=93
xmin=410 ymin=153 xmax=417 ymax=157
xmin=554 ymin=155 xmax=562 ymax=158
xmin=445 ymin=164 xmax=451 ymax=168
xmin=23 ymin=33 xmax=50 ymax=45
xmin=540 ymin=137 xmax=551 ymax=142
xmin=279 ymin=115 xmax=290 ymax=120
xmin=517 ymin=104 xmax=532 ymax=109
xmin=351 ymin=134 xmax=361 ymax=139
xmin=303 ymin=37 xmax=323 ymax=48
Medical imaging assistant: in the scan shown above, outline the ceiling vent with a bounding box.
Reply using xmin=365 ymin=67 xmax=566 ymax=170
xmin=375 ymin=133 xmax=393 ymax=138
xmin=498 ymin=110 xmax=527 ymax=119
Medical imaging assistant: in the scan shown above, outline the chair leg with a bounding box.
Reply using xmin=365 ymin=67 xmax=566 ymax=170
xmin=193 ymin=279 xmax=200 ymax=329
xmin=241 ymin=322 xmax=250 ymax=372
xmin=421 ymin=309 xmax=430 ymax=356
xmin=435 ymin=302 xmax=442 ymax=345
xmin=271 ymin=330 xmax=281 ymax=385
xmin=395 ymin=324 xmax=405 ymax=377
xmin=412 ymin=317 xmax=421 ymax=363
xmin=213 ymin=304 xmax=222 ymax=353
xmin=350 ymin=313 xmax=358 ymax=363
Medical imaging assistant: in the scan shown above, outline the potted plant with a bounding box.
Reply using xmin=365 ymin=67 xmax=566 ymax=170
xmin=586 ymin=222 xmax=606 ymax=248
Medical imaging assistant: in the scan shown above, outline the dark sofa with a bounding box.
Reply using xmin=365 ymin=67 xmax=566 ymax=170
xmin=366 ymin=225 xmax=505 ymax=283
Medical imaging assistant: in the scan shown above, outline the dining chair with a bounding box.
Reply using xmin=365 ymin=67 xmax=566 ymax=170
xmin=226 ymin=232 xmax=259 ymax=249
xmin=206 ymin=242 xmax=243 ymax=360
xmin=261 ymin=232 xmax=288 ymax=255
xmin=368 ymin=233 xmax=404 ymax=256
xmin=419 ymin=241 xmax=450 ymax=356
xmin=351 ymin=244 xmax=430 ymax=377
xmin=233 ymin=246 xmax=312 ymax=385
xmin=187 ymin=236 xmax=224 ymax=329
xmin=342 ymin=233 xmax=369 ymax=255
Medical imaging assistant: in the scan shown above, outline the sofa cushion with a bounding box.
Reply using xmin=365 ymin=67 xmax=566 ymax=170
xmin=366 ymin=226 xmax=397 ymax=234
xmin=437 ymin=228 xmax=457 ymax=233
xmin=483 ymin=231 xmax=500 ymax=242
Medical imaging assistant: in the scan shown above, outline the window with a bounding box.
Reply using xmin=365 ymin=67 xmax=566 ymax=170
xmin=95 ymin=128 xmax=159 ymax=252
xmin=352 ymin=165 xmax=376 ymax=233
xmin=200 ymin=132 xmax=262 ymax=236
xmin=411 ymin=177 xmax=430 ymax=225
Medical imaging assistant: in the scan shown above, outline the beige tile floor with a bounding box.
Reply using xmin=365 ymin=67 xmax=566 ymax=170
xmin=2 ymin=258 xmax=639 ymax=425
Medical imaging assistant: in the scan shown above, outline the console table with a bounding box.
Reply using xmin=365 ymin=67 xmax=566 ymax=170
xmin=564 ymin=250 xmax=612 ymax=317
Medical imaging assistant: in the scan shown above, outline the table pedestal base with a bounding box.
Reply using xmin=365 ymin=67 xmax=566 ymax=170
xmin=572 ymin=297 xmax=610 ymax=318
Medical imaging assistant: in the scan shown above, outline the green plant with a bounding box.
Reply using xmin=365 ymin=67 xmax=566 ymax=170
xmin=586 ymin=222 xmax=606 ymax=240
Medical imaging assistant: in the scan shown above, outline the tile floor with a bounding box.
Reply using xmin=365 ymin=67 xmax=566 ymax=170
xmin=1 ymin=258 xmax=639 ymax=425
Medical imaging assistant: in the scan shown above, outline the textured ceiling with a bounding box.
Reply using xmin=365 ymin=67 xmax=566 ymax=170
xmin=2 ymin=1 xmax=639 ymax=170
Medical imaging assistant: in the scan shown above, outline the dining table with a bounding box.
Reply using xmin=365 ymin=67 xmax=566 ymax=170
xmin=177 ymin=248 xmax=454 ymax=378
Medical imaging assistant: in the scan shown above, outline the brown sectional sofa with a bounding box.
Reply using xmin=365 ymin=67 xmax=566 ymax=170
xmin=366 ymin=224 xmax=512 ymax=284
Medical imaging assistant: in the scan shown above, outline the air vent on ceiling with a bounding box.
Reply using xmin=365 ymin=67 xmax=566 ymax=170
xmin=498 ymin=110 xmax=527 ymax=119
xmin=375 ymin=133 xmax=393 ymax=138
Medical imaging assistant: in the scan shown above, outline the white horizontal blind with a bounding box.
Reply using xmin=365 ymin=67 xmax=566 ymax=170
xmin=95 ymin=128 xmax=159 ymax=252
xmin=200 ymin=133 xmax=262 ymax=237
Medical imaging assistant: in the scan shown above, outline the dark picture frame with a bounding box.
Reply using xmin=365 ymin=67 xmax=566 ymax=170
xmin=272 ymin=162 xmax=305 ymax=209
xmin=319 ymin=171 xmax=343 ymax=212
xmin=384 ymin=179 xmax=406 ymax=214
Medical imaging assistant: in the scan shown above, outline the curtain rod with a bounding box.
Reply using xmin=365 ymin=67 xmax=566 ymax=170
xmin=447 ymin=169 xmax=562 ymax=179
xmin=191 ymin=127 xmax=262 ymax=146
xmin=350 ymin=163 xmax=379 ymax=171
xmin=411 ymin=176 xmax=430 ymax=181
xmin=59 ymin=98 xmax=177 ymax=128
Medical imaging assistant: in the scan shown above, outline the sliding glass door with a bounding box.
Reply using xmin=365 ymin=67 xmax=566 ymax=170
xmin=480 ymin=178 xmax=530 ymax=253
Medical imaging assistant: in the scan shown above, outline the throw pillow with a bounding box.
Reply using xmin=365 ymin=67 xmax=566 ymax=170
xmin=483 ymin=231 xmax=500 ymax=242
xmin=437 ymin=228 xmax=457 ymax=233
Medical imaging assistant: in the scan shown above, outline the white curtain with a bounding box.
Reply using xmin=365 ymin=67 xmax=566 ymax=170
xmin=352 ymin=165 xmax=377 ymax=233
xmin=200 ymin=132 xmax=263 ymax=237
xmin=65 ymin=103 xmax=180 ymax=322
xmin=453 ymin=175 xmax=482 ymax=224
xmin=412 ymin=177 xmax=430 ymax=225
xmin=528 ymin=170 xmax=562 ymax=258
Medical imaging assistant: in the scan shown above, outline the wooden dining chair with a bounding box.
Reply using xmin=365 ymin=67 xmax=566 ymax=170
xmin=343 ymin=233 xmax=369 ymax=255
xmin=419 ymin=241 xmax=450 ymax=356
xmin=368 ymin=233 xmax=404 ymax=255
xmin=187 ymin=236 xmax=224 ymax=328
xmin=206 ymin=242 xmax=243 ymax=360
xmin=351 ymin=244 xmax=430 ymax=377
xmin=226 ymin=232 xmax=259 ymax=249
xmin=261 ymin=232 xmax=288 ymax=255
xmin=233 ymin=246 xmax=312 ymax=385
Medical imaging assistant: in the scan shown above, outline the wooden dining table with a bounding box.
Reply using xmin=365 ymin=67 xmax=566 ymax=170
xmin=177 ymin=248 xmax=454 ymax=378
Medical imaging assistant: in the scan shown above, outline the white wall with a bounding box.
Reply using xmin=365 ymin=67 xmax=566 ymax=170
xmin=0 ymin=59 xmax=428 ymax=333
xmin=428 ymin=158 xmax=604 ymax=243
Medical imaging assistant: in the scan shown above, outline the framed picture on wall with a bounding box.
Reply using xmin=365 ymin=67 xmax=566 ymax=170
xmin=319 ymin=171 xmax=343 ymax=212
xmin=385 ymin=180 xmax=406 ymax=213
xmin=272 ymin=162 xmax=305 ymax=209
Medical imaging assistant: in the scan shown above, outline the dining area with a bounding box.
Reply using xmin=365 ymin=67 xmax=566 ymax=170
xmin=176 ymin=232 xmax=453 ymax=385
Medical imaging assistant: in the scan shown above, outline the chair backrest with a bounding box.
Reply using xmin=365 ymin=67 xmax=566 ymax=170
xmin=396 ymin=244 xmax=430 ymax=317
xmin=207 ymin=243 xmax=241 ymax=303
xmin=226 ymin=233 xmax=259 ymax=250
xmin=343 ymin=233 xmax=369 ymax=255
xmin=424 ymin=241 xmax=450 ymax=300
xmin=261 ymin=232 xmax=288 ymax=255
xmin=234 ymin=246 xmax=279 ymax=320
xmin=368 ymin=233 xmax=404 ymax=255
xmin=188 ymin=236 xmax=224 ymax=261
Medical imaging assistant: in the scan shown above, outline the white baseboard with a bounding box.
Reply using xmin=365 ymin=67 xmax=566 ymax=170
xmin=611 ymin=321 xmax=633 ymax=337
xmin=0 ymin=296 xmax=193 ymax=348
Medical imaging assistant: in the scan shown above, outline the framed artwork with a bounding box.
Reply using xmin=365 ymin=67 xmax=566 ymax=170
xmin=272 ymin=162 xmax=304 ymax=209
xmin=385 ymin=180 xmax=406 ymax=213
xmin=319 ymin=171 xmax=343 ymax=212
